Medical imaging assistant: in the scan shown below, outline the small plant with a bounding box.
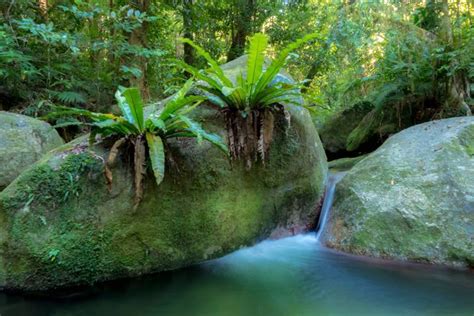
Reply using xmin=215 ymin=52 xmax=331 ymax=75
xmin=48 ymin=80 xmax=227 ymax=207
xmin=48 ymin=249 xmax=60 ymax=262
xmin=177 ymin=32 xmax=317 ymax=166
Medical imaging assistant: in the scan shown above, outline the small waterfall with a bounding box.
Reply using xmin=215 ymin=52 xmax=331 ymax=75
xmin=315 ymin=172 xmax=347 ymax=242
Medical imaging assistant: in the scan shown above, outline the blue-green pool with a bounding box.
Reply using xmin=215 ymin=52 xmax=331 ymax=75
xmin=1 ymin=234 xmax=473 ymax=316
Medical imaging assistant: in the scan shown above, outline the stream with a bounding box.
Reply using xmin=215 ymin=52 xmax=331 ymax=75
xmin=1 ymin=173 xmax=473 ymax=316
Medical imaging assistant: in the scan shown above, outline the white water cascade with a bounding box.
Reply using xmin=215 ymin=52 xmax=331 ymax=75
xmin=315 ymin=172 xmax=347 ymax=242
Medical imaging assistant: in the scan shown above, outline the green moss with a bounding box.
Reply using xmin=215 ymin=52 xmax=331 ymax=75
xmin=1 ymin=151 xmax=102 ymax=213
xmin=0 ymin=150 xmax=111 ymax=290
xmin=328 ymin=154 xmax=368 ymax=171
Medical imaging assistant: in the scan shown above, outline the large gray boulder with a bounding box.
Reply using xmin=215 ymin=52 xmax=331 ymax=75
xmin=0 ymin=56 xmax=327 ymax=291
xmin=322 ymin=117 xmax=474 ymax=268
xmin=0 ymin=111 xmax=64 ymax=190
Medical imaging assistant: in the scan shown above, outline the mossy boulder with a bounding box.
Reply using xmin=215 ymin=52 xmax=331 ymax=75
xmin=0 ymin=111 xmax=64 ymax=191
xmin=318 ymin=102 xmax=373 ymax=159
xmin=0 ymin=59 xmax=327 ymax=291
xmin=322 ymin=117 xmax=474 ymax=268
xmin=319 ymin=96 xmax=451 ymax=159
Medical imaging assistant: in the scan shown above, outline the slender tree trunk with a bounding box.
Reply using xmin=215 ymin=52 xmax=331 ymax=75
xmin=129 ymin=0 xmax=150 ymax=99
xmin=227 ymin=0 xmax=255 ymax=61
xmin=182 ymin=0 xmax=195 ymax=66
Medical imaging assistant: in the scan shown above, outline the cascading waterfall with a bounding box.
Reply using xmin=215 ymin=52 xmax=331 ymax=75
xmin=315 ymin=171 xmax=347 ymax=242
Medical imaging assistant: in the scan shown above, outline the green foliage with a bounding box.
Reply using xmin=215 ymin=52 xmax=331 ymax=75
xmin=176 ymin=32 xmax=316 ymax=165
xmin=0 ymin=1 xmax=164 ymax=112
xmin=48 ymin=81 xmax=227 ymax=205
xmin=178 ymin=32 xmax=316 ymax=113
xmin=1 ymin=0 xmax=472 ymax=142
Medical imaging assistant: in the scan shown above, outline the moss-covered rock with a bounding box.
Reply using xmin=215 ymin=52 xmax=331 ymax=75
xmin=0 ymin=57 xmax=327 ymax=291
xmin=322 ymin=117 xmax=474 ymax=268
xmin=327 ymin=154 xmax=368 ymax=171
xmin=318 ymin=102 xmax=373 ymax=159
xmin=319 ymin=99 xmax=433 ymax=159
xmin=0 ymin=112 xmax=64 ymax=191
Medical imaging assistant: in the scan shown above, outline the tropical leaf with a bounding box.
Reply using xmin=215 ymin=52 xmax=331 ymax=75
xmin=246 ymin=33 xmax=268 ymax=89
xmin=146 ymin=116 xmax=166 ymax=132
xmin=178 ymin=115 xmax=228 ymax=154
xmin=120 ymin=87 xmax=145 ymax=132
xmin=114 ymin=88 xmax=143 ymax=131
xmin=255 ymin=32 xmax=318 ymax=97
xmin=175 ymin=78 xmax=194 ymax=99
xmin=196 ymin=85 xmax=231 ymax=108
xmin=179 ymin=38 xmax=233 ymax=87
xmin=44 ymin=105 xmax=115 ymax=121
xmin=159 ymin=95 xmax=204 ymax=121
xmin=176 ymin=60 xmax=225 ymax=92
xmin=145 ymin=132 xmax=165 ymax=185
xmin=222 ymin=86 xmax=238 ymax=97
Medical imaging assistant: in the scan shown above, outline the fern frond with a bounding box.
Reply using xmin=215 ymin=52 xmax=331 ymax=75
xmin=178 ymin=115 xmax=229 ymax=154
xmin=175 ymin=60 xmax=224 ymax=91
xmin=53 ymin=91 xmax=87 ymax=104
xmin=255 ymin=33 xmax=318 ymax=97
xmin=179 ymin=38 xmax=234 ymax=87
xmin=246 ymin=33 xmax=268 ymax=90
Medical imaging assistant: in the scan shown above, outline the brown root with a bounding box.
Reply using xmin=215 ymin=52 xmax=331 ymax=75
xmin=104 ymin=137 xmax=127 ymax=192
xmin=259 ymin=109 xmax=274 ymax=164
xmin=224 ymin=107 xmax=279 ymax=169
xmin=133 ymin=135 xmax=146 ymax=210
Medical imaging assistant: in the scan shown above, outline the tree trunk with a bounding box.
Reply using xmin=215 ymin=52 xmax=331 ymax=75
xmin=129 ymin=0 xmax=150 ymax=99
xmin=182 ymin=0 xmax=195 ymax=66
xmin=227 ymin=0 xmax=255 ymax=61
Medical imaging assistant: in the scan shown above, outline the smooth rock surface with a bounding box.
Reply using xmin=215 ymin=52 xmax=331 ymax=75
xmin=0 ymin=56 xmax=327 ymax=291
xmin=322 ymin=117 xmax=474 ymax=268
xmin=0 ymin=111 xmax=64 ymax=190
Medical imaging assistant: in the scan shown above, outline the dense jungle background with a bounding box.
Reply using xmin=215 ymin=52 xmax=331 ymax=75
xmin=1 ymin=0 xmax=473 ymax=156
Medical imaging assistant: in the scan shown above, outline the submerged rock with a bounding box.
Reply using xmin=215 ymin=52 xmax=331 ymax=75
xmin=322 ymin=117 xmax=474 ymax=268
xmin=0 ymin=57 xmax=327 ymax=291
xmin=0 ymin=111 xmax=64 ymax=191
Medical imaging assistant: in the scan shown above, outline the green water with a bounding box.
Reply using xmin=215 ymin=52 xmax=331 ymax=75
xmin=1 ymin=234 xmax=473 ymax=316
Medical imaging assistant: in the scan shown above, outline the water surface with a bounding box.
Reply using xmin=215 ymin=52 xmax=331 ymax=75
xmin=1 ymin=234 xmax=473 ymax=316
